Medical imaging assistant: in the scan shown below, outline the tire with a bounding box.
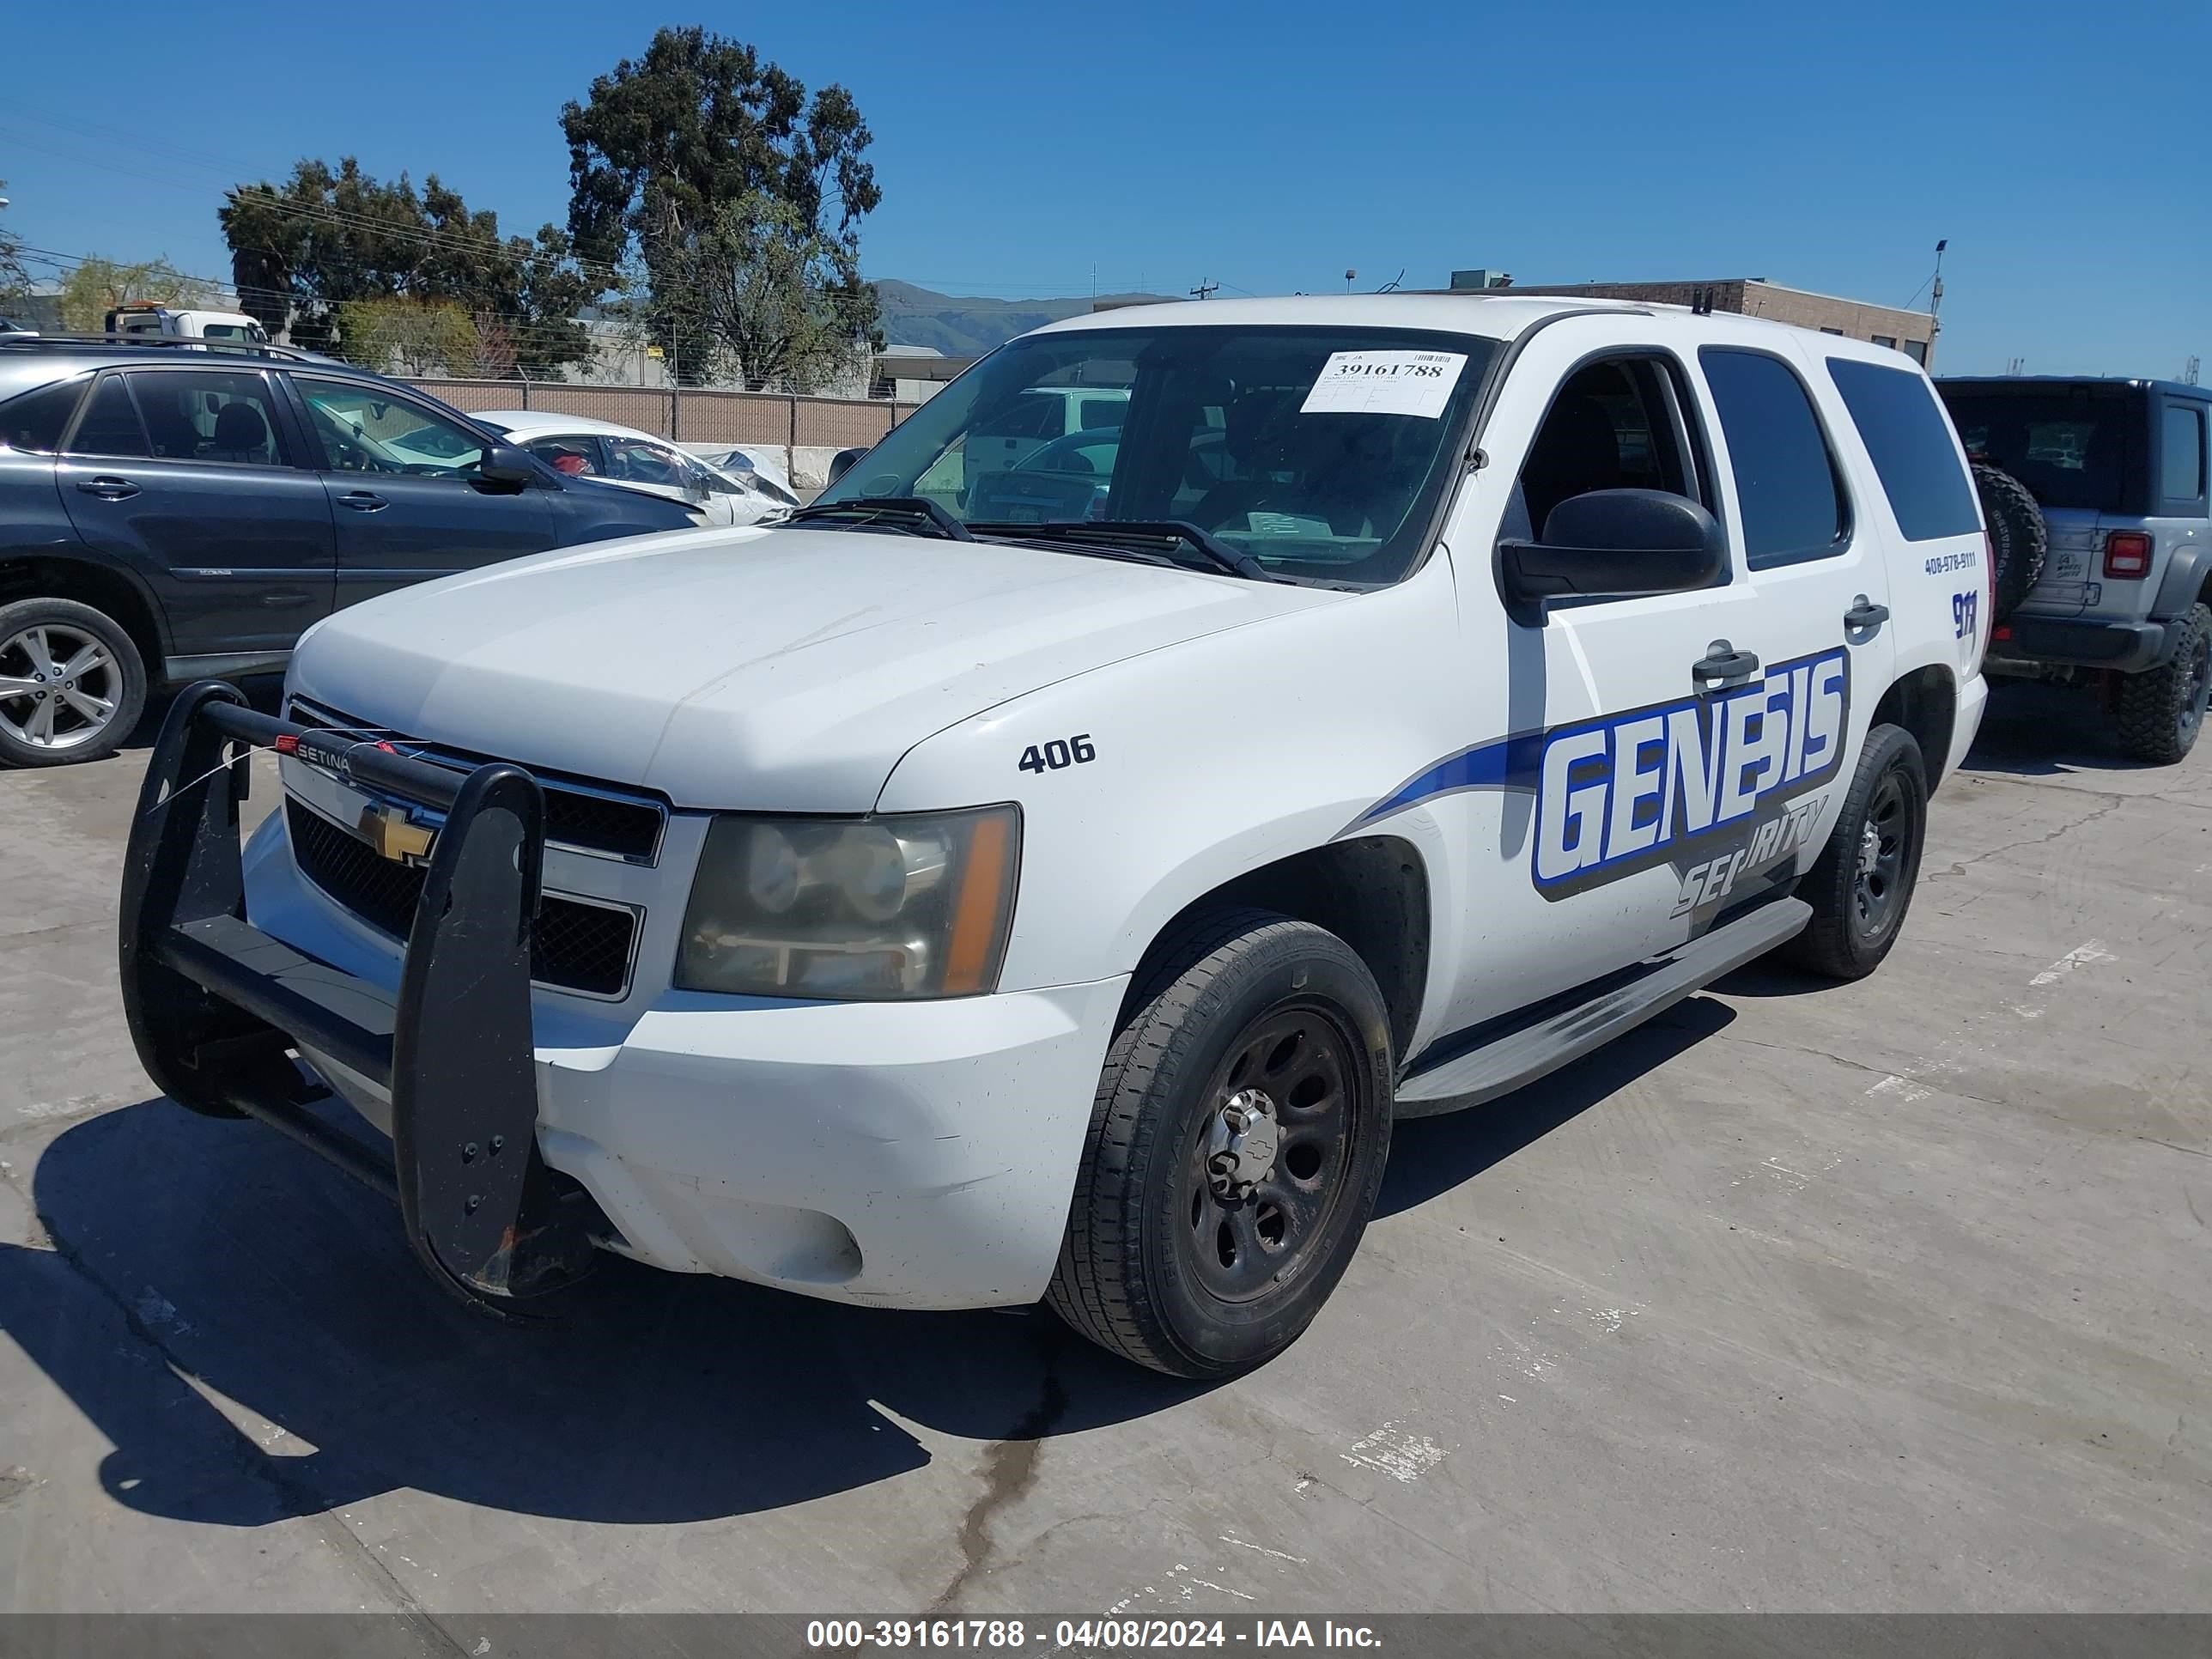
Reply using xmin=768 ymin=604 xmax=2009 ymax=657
xmin=2113 ymin=601 xmax=2212 ymax=765
xmin=0 ymin=597 xmax=148 ymax=768
xmin=1048 ymin=908 xmax=1395 ymax=1378
xmin=1782 ymin=723 xmax=1928 ymax=981
xmin=1973 ymin=463 xmax=2046 ymax=622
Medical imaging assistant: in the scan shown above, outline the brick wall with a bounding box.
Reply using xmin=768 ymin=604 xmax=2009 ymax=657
xmin=1492 ymin=280 xmax=1938 ymax=365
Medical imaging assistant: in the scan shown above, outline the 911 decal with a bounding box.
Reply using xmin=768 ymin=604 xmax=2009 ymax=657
xmin=1534 ymin=648 xmax=1850 ymax=902
xmin=1953 ymin=590 xmax=1979 ymax=641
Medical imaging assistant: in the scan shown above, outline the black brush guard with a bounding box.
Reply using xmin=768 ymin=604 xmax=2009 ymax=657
xmin=118 ymin=681 xmax=599 ymax=1311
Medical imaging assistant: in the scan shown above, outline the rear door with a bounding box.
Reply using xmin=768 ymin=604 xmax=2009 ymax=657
xmin=284 ymin=373 xmax=556 ymax=609
xmin=53 ymin=366 xmax=336 ymax=659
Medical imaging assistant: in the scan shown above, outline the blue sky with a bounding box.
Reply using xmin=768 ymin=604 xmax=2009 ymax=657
xmin=3 ymin=0 xmax=2203 ymax=377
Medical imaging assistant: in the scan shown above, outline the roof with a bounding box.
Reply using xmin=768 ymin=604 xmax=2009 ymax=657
xmin=0 ymin=337 xmax=390 ymax=398
xmin=1030 ymin=292 xmax=1651 ymax=341
xmin=470 ymin=409 xmax=665 ymax=439
xmin=1936 ymin=374 xmax=2209 ymax=400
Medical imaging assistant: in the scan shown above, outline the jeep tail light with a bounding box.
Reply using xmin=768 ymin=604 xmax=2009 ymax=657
xmin=2105 ymin=531 xmax=2152 ymax=579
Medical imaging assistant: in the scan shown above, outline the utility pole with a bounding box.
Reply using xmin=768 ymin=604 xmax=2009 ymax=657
xmin=1928 ymin=239 xmax=1948 ymax=347
xmin=1188 ymin=278 xmax=1218 ymax=301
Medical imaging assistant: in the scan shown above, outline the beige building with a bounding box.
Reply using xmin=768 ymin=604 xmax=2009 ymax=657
xmin=1438 ymin=273 xmax=1938 ymax=365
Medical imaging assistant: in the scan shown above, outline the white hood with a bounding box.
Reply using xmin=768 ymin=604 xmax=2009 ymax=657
xmin=289 ymin=526 xmax=1343 ymax=810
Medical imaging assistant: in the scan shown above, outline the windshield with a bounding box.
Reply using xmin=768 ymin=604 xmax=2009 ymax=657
xmin=817 ymin=325 xmax=1496 ymax=585
xmin=1939 ymin=386 xmax=2146 ymax=514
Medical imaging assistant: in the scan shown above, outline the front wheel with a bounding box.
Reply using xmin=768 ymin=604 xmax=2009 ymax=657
xmin=1782 ymin=722 xmax=1928 ymax=981
xmin=1048 ymin=909 xmax=1394 ymax=1377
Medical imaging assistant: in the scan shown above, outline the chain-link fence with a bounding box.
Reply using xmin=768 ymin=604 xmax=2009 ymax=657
xmin=405 ymin=378 xmax=917 ymax=448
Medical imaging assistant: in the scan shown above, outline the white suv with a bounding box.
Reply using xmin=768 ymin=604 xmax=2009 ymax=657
xmin=120 ymin=295 xmax=1991 ymax=1377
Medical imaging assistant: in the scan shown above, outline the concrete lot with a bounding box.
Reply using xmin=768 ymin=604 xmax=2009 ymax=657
xmin=0 ymin=680 xmax=2205 ymax=1615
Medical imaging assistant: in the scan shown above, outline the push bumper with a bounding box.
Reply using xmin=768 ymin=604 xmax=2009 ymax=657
xmin=223 ymin=724 xmax=1128 ymax=1312
xmin=119 ymin=683 xmax=599 ymax=1312
xmin=1988 ymin=617 xmax=2171 ymax=674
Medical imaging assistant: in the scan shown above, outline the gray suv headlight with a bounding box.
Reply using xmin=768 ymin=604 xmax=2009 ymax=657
xmin=676 ymin=807 xmax=1020 ymax=1000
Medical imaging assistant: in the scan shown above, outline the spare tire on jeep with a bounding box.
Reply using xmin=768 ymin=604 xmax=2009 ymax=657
xmin=1972 ymin=463 xmax=2046 ymax=621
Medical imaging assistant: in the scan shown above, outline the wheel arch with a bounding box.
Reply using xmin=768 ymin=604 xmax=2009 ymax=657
xmin=1124 ymin=835 xmax=1433 ymax=1066
xmin=1871 ymin=664 xmax=1959 ymax=794
xmin=0 ymin=555 xmax=170 ymax=684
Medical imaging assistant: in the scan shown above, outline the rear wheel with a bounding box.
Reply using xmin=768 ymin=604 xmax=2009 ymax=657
xmin=1783 ymin=723 xmax=1928 ymax=981
xmin=2112 ymin=602 xmax=2211 ymax=765
xmin=0 ymin=598 xmax=148 ymax=768
xmin=1048 ymin=909 xmax=1394 ymax=1377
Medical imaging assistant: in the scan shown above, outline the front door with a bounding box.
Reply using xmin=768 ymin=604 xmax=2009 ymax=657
xmin=54 ymin=367 xmax=336 ymax=660
xmin=284 ymin=374 xmax=556 ymax=609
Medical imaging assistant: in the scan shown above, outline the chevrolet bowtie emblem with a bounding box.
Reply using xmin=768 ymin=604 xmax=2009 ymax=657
xmin=358 ymin=802 xmax=435 ymax=862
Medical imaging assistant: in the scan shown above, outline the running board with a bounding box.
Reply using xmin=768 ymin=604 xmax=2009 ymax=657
xmin=1394 ymin=897 xmax=1811 ymax=1115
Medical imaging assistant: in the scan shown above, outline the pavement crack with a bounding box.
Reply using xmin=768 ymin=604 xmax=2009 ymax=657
xmin=927 ymin=1327 xmax=1070 ymax=1614
xmin=1929 ymin=794 xmax=2127 ymax=882
xmin=30 ymin=1203 xmax=472 ymax=1656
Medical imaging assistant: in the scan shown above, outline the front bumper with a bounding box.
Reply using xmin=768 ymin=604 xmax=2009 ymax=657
xmin=234 ymin=746 xmax=1126 ymax=1312
xmin=1988 ymin=616 xmax=2172 ymax=674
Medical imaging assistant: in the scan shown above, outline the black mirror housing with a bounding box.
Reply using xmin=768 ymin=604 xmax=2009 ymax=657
xmin=826 ymin=446 xmax=868 ymax=486
xmin=1500 ymin=489 xmax=1727 ymax=613
xmin=479 ymin=443 xmax=538 ymax=488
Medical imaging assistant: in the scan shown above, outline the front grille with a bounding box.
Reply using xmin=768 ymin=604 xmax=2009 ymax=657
xmin=287 ymin=799 xmax=638 ymax=997
xmin=287 ymin=699 xmax=665 ymax=864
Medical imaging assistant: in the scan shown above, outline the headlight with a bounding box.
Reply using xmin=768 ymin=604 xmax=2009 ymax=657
xmin=676 ymin=806 xmax=1018 ymax=1000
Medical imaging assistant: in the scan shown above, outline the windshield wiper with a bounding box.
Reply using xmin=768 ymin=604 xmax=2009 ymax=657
xmin=787 ymin=496 xmax=975 ymax=541
xmin=969 ymin=519 xmax=1279 ymax=582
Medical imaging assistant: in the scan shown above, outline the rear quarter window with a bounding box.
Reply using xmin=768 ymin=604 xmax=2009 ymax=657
xmin=0 ymin=377 xmax=88 ymax=453
xmin=1825 ymin=357 xmax=1981 ymax=542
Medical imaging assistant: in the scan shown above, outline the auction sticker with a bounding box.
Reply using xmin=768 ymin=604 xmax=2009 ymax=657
xmin=1300 ymin=349 xmax=1468 ymax=418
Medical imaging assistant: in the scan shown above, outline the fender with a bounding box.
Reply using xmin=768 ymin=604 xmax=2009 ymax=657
xmin=2151 ymin=538 xmax=2212 ymax=621
xmin=875 ymin=555 xmax=1468 ymax=1042
xmin=0 ymin=547 xmax=177 ymax=661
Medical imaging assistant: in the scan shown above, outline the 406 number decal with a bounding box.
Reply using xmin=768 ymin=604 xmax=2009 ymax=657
xmin=1018 ymin=733 xmax=1096 ymax=774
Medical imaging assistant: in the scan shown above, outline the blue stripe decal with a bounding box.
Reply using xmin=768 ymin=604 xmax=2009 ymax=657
xmin=1355 ymin=729 xmax=1547 ymax=827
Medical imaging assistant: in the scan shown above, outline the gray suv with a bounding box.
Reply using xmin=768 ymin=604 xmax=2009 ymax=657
xmin=1938 ymin=376 xmax=2212 ymax=763
xmin=0 ymin=339 xmax=701 ymax=767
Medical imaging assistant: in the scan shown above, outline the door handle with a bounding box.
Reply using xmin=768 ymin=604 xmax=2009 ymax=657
xmin=1844 ymin=594 xmax=1891 ymax=634
xmin=1692 ymin=639 xmax=1761 ymax=688
xmin=338 ymin=490 xmax=388 ymax=512
xmin=75 ymin=476 xmax=139 ymax=501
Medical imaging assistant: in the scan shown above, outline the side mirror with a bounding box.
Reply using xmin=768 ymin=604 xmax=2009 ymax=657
xmin=479 ymin=443 xmax=538 ymax=488
xmin=1498 ymin=489 xmax=1726 ymax=618
xmin=827 ymin=446 xmax=868 ymax=486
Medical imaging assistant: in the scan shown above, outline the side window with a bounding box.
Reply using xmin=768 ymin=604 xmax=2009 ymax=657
xmin=2161 ymin=404 xmax=2206 ymax=506
xmin=69 ymin=374 xmax=151 ymax=459
xmin=291 ymin=377 xmax=486 ymax=478
xmin=0 ymin=378 xmax=90 ymax=453
xmin=526 ymin=434 xmax=602 ymax=477
xmin=1078 ymin=397 xmax=1128 ymax=431
xmin=125 ymin=369 xmax=288 ymax=466
xmin=1825 ymin=356 xmax=1979 ymax=542
xmin=1698 ymin=347 xmax=1848 ymax=568
xmin=1513 ymin=354 xmax=1706 ymax=542
xmin=603 ymin=436 xmax=696 ymax=489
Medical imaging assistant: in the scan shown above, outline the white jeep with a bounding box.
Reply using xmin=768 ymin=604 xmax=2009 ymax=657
xmin=121 ymin=295 xmax=1991 ymax=1376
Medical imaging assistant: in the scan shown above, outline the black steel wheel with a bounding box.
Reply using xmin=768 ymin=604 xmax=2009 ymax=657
xmin=1782 ymin=722 xmax=1928 ymax=981
xmin=1048 ymin=908 xmax=1394 ymax=1377
xmin=1175 ymin=1005 xmax=1363 ymax=1305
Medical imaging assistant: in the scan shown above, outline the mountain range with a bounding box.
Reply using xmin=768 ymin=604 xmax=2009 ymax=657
xmin=872 ymin=279 xmax=1176 ymax=358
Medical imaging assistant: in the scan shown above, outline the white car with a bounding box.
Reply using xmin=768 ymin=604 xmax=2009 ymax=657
xmin=122 ymin=295 xmax=1991 ymax=1378
xmin=472 ymin=410 xmax=794 ymax=527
